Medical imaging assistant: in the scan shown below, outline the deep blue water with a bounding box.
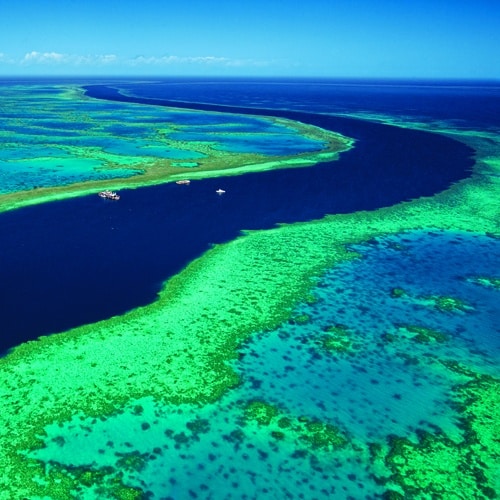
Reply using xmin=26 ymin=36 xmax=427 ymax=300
xmin=114 ymin=77 xmax=500 ymax=130
xmin=0 ymin=79 xmax=485 ymax=353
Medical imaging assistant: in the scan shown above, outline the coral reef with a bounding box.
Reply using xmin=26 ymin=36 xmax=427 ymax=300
xmin=396 ymin=324 xmax=449 ymax=343
xmin=383 ymin=371 xmax=499 ymax=498
xmin=244 ymin=401 xmax=347 ymax=452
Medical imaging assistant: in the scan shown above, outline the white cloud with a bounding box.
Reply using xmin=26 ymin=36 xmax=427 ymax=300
xmin=0 ymin=51 xmax=271 ymax=69
xmin=22 ymin=51 xmax=65 ymax=63
xmin=20 ymin=51 xmax=118 ymax=65
xmin=129 ymin=55 xmax=270 ymax=68
xmin=0 ymin=52 xmax=16 ymax=64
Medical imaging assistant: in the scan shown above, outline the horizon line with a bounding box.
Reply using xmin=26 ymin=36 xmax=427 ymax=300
xmin=1 ymin=74 xmax=499 ymax=83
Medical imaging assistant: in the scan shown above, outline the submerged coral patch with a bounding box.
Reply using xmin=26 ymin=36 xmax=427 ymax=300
xmin=317 ymin=324 xmax=355 ymax=354
xmin=465 ymin=275 xmax=500 ymax=290
xmin=243 ymin=400 xmax=347 ymax=451
xmin=170 ymin=161 xmax=199 ymax=168
xmin=384 ymin=373 xmax=499 ymax=499
xmin=422 ymin=294 xmax=475 ymax=314
xmin=395 ymin=324 xmax=449 ymax=343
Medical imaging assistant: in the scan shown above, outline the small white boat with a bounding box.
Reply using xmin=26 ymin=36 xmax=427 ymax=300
xmin=98 ymin=190 xmax=120 ymax=200
xmin=176 ymin=179 xmax=191 ymax=185
xmin=216 ymin=189 xmax=226 ymax=195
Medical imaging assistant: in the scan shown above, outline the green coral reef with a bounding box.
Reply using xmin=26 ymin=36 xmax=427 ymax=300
xmin=466 ymin=275 xmax=500 ymax=290
xmin=388 ymin=286 xmax=475 ymax=314
xmin=244 ymin=401 xmax=347 ymax=451
xmin=423 ymin=294 xmax=474 ymax=314
xmin=317 ymin=324 xmax=356 ymax=354
xmin=0 ymin=83 xmax=351 ymax=213
xmin=382 ymin=370 xmax=499 ymax=499
xmin=0 ymin=92 xmax=499 ymax=497
xmin=394 ymin=324 xmax=449 ymax=344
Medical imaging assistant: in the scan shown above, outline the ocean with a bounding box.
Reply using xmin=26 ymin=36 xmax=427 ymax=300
xmin=0 ymin=80 xmax=476 ymax=351
xmin=0 ymin=78 xmax=498 ymax=499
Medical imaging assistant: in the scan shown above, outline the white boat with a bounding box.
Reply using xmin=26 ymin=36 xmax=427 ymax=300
xmin=216 ymin=189 xmax=226 ymax=195
xmin=176 ymin=179 xmax=191 ymax=185
xmin=98 ymin=190 xmax=120 ymax=200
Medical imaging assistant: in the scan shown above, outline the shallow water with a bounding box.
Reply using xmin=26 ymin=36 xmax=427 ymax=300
xmin=237 ymin=231 xmax=499 ymax=439
xmin=0 ymin=82 xmax=326 ymax=194
xmin=29 ymin=230 xmax=499 ymax=498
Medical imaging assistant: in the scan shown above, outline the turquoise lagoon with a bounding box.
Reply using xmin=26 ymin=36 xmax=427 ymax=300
xmin=28 ymin=230 xmax=499 ymax=498
xmin=0 ymin=83 xmax=328 ymax=196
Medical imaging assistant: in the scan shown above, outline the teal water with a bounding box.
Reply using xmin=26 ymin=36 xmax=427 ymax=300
xmin=0 ymin=83 xmax=325 ymax=195
xmin=182 ymin=123 xmax=288 ymax=134
xmin=238 ymin=230 xmax=499 ymax=439
xmin=171 ymin=162 xmax=200 ymax=167
xmin=0 ymin=84 xmax=332 ymax=194
xmin=170 ymin=131 xmax=325 ymax=155
xmin=0 ymin=158 xmax=135 ymax=194
xmin=29 ymin=230 xmax=499 ymax=498
xmin=30 ymin=395 xmax=381 ymax=499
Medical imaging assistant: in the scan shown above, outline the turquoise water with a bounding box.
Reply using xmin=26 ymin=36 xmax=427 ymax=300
xmin=31 ymin=395 xmax=382 ymax=499
xmin=238 ymin=231 xmax=499 ymax=439
xmin=182 ymin=123 xmax=288 ymax=134
xmin=170 ymin=131 xmax=325 ymax=155
xmin=0 ymin=158 xmax=135 ymax=194
xmin=0 ymin=84 xmax=325 ymax=195
xmin=171 ymin=162 xmax=200 ymax=167
xmin=29 ymin=230 xmax=499 ymax=497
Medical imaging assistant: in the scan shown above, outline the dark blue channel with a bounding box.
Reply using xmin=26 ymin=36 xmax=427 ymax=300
xmin=0 ymin=86 xmax=473 ymax=353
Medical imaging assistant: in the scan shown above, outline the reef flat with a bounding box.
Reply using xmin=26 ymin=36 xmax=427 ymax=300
xmin=0 ymin=82 xmax=350 ymax=214
xmin=0 ymin=83 xmax=499 ymax=498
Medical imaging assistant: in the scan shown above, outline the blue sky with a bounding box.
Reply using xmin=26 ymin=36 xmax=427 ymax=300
xmin=1 ymin=0 xmax=499 ymax=78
